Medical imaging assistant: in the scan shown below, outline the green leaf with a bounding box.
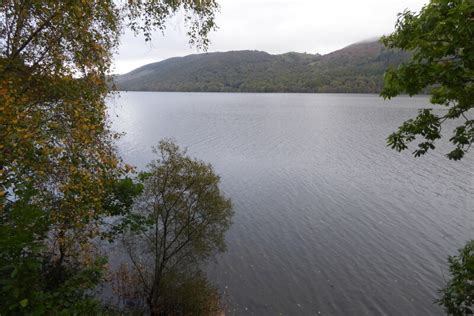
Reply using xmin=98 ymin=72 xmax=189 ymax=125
xmin=19 ymin=299 xmax=28 ymax=308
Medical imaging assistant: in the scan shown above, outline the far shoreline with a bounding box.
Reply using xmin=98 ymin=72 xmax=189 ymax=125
xmin=112 ymin=90 xmax=428 ymax=97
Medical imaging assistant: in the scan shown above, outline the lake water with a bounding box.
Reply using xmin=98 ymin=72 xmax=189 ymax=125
xmin=108 ymin=92 xmax=473 ymax=315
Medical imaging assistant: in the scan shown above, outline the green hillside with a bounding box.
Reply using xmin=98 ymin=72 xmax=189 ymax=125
xmin=114 ymin=40 xmax=410 ymax=93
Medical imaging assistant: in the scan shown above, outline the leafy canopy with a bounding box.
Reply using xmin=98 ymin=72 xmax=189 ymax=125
xmin=382 ymin=1 xmax=473 ymax=314
xmin=436 ymin=241 xmax=474 ymax=315
xmin=381 ymin=0 xmax=473 ymax=160
xmin=0 ymin=0 xmax=218 ymax=313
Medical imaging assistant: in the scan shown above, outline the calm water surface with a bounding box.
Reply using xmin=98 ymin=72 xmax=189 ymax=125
xmin=108 ymin=92 xmax=473 ymax=315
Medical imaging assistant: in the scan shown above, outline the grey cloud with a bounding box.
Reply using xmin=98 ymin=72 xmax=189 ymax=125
xmin=113 ymin=0 xmax=426 ymax=74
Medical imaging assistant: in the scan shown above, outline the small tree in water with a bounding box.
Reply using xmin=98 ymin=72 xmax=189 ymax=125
xmin=117 ymin=140 xmax=233 ymax=315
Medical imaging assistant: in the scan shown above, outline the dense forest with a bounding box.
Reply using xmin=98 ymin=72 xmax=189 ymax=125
xmin=114 ymin=40 xmax=410 ymax=93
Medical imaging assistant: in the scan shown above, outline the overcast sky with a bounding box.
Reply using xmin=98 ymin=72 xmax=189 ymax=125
xmin=112 ymin=0 xmax=427 ymax=74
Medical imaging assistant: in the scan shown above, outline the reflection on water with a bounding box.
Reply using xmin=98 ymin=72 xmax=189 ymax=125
xmin=108 ymin=92 xmax=473 ymax=315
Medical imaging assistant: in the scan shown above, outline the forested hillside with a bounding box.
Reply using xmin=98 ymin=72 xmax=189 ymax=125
xmin=114 ymin=40 xmax=410 ymax=93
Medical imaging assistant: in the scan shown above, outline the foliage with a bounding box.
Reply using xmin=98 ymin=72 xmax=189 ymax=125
xmin=382 ymin=1 xmax=473 ymax=314
xmin=123 ymin=0 xmax=219 ymax=49
xmin=437 ymin=241 xmax=474 ymax=315
xmin=0 ymin=0 xmax=218 ymax=314
xmin=381 ymin=0 xmax=474 ymax=160
xmin=112 ymin=264 xmax=222 ymax=315
xmin=151 ymin=270 xmax=222 ymax=316
xmin=116 ymin=140 xmax=233 ymax=315
xmin=114 ymin=40 xmax=410 ymax=93
xmin=0 ymin=198 xmax=107 ymax=314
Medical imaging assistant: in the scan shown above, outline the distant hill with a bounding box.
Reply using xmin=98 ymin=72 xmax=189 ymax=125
xmin=113 ymin=40 xmax=410 ymax=93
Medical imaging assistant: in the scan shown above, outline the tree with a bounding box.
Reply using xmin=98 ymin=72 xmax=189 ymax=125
xmin=381 ymin=0 xmax=473 ymax=160
xmin=0 ymin=1 xmax=218 ymax=313
xmin=382 ymin=1 xmax=473 ymax=314
xmin=436 ymin=241 xmax=474 ymax=315
xmin=116 ymin=140 xmax=233 ymax=315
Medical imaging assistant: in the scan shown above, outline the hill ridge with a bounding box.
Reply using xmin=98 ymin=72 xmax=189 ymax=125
xmin=114 ymin=40 xmax=409 ymax=93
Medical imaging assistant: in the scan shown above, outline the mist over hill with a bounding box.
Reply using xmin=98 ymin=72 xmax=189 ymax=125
xmin=114 ymin=40 xmax=410 ymax=93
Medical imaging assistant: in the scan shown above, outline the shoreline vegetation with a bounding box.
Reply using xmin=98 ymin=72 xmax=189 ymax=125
xmin=1 ymin=1 xmax=228 ymax=314
xmin=114 ymin=90 xmax=430 ymax=96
